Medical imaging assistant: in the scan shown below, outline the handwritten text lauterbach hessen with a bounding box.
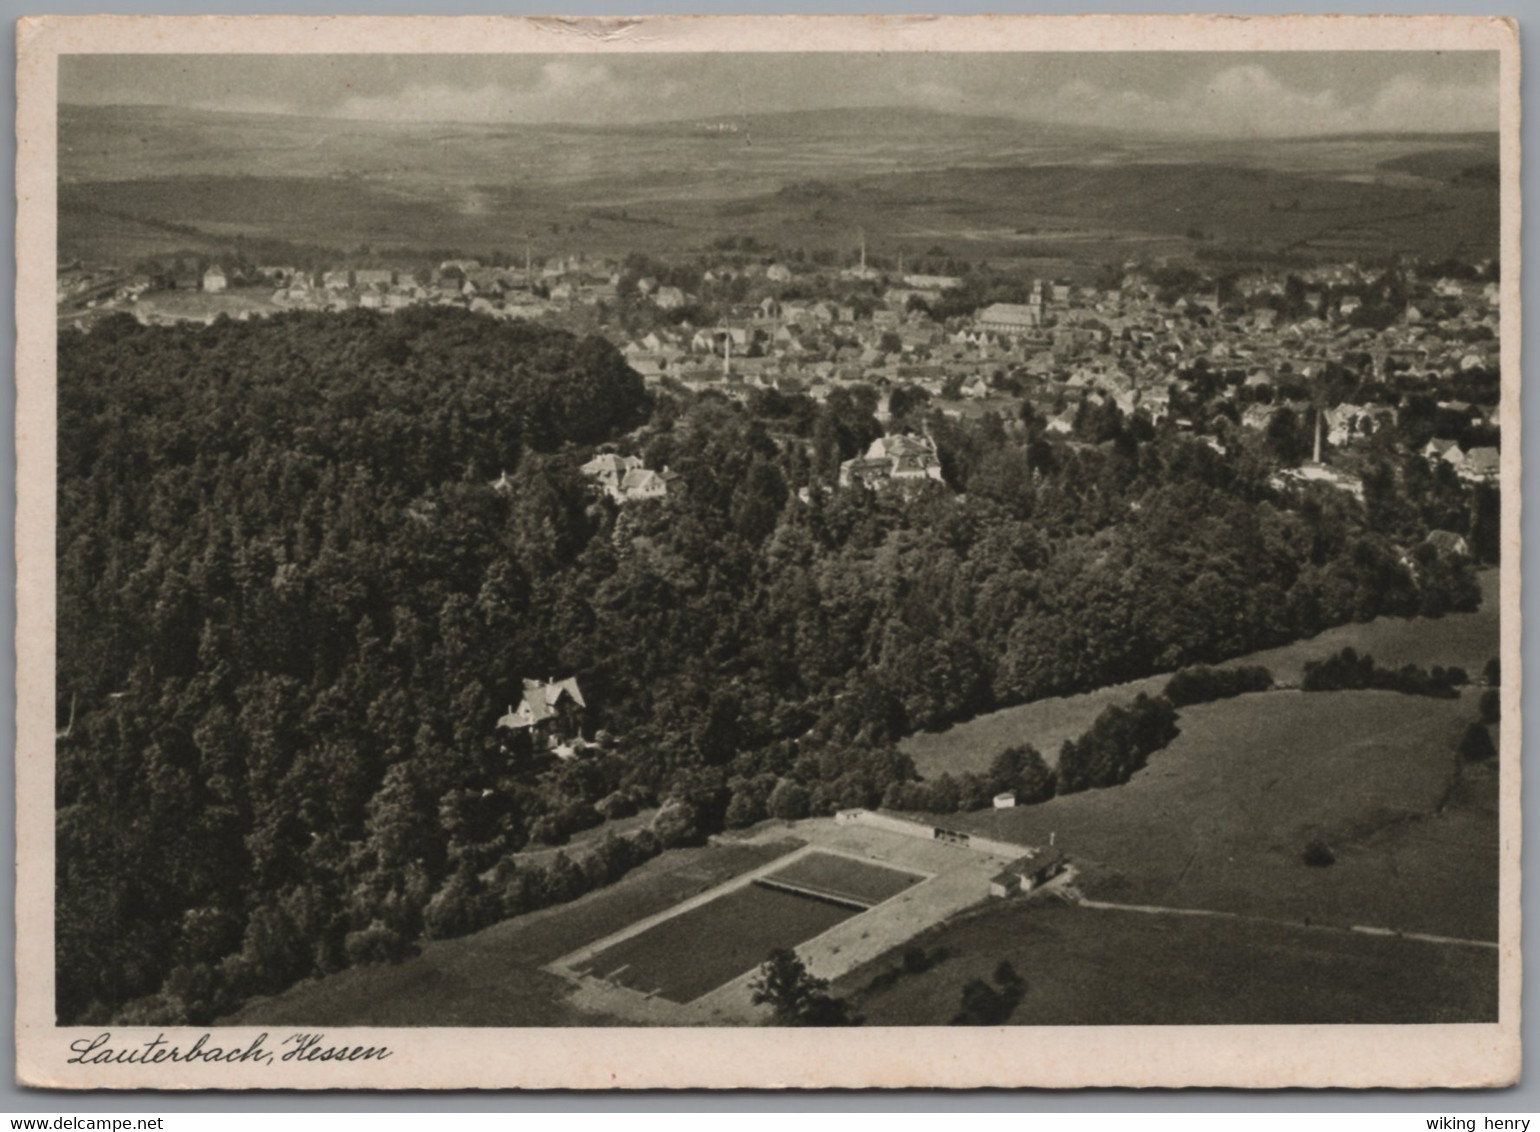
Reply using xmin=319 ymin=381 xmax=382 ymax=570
xmin=66 ymin=1032 xmax=392 ymax=1066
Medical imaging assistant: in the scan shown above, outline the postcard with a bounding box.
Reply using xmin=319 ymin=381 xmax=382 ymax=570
xmin=16 ymin=13 xmax=1521 ymax=1088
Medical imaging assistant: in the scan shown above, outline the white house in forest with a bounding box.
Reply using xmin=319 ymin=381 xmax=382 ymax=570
xmin=839 ymin=434 xmax=945 ymax=489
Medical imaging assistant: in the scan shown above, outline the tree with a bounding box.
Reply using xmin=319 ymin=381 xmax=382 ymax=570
xmin=766 ymin=779 xmax=811 ymax=821
xmin=1459 ymin=722 xmax=1497 ymax=763
xmin=750 ymin=948 xmax=855 ymax=1026
xmin=724 ymin=786 xmax=767 ymax=829
xmin=650 ymin=798 xmax=706 ymax=848
xmin=1302 ymin=841 xmax=1336 ymax=868
xmin=987 ymin=744 xmax=1055 ymax=804
xmin=1478 ymin=689 xmax=1503 ymax=726
xmin=950 ymin=961 xmax=1025 ymax=1025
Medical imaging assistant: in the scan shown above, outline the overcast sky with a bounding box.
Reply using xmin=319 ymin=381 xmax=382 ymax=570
xmin=60 ymin=52 xmax=1499 ymax=137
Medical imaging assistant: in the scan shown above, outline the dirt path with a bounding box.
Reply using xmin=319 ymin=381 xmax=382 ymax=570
xmin=1066 ymin=888 xmax=1497 ymax=951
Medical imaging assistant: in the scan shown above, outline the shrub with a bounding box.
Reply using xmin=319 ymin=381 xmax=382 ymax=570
xmin=926 ymin=773 xmax=961 ymax=814
xmin=422 ymin=865 xmax=496 ymax=941
xmin=1162 ymin=664 xmax=1274 ymax=707
xmin=1057 ymin=694 xmax=1179 ymax=795
xmin=651 ymin=798 xmax=706 ymax=848
xmin=1480 ymin=689 xmax=1501 ymax=724
xmin=751 ymin=948 xmax=857 ymax=1026
xmin=724 ymin=787 xmax=767 ymax=829
xmin=950 ymin=962 xmax=1025 ymax=1025
xmin=987 ymin=744 xmax=1056 ymax=804
xmin=766 ymin=779 xmax=812 ymax=821
xmin=113 ymin=992 xmax=190 ymax=1027
xmin=955 ymin=771 xmax=994 ymax=812
xmin=1301 ymin=648 xmax=1459 ymax=698
xmin=343 ymin=920 xmax=416 ymax=966
xmin=594 ymin=790 xmax=637 ymax=821
xmin=1459 ymin=722 xmax=1497 ymax=763
xmin=1302 ymin=841 xmax=1336 ymax=868
xmin=529 ymin=815 xmax=568 ymax=847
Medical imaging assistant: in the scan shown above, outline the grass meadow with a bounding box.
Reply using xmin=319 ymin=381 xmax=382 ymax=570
xmin=946 ymin=689 xmax=1494 ymax=939
xmin=841 ymin=897 xmax=1498 ymax=1025
xmin=902 ymin=569 xmax=1499 ymax=781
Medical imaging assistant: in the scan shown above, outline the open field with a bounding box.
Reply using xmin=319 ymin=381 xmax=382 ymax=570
xmin=903 ymin=673 xmax=1171 ymax=779
xmin=574 ymin=881 xmax=858 ymax=1003
xmin=940 ymin=689 xmax=1495 ymax=940
xmin=902 ymin=568 xmax=1498 ymax=781
xmin=839 ymin=897 xmax=1498 ymax=1025
xmin=870 ymin=572 xmax=1501 ymax=1026
xmin=224 ymin=837 xmax=800 ymax=1026
xmin=60 ymin=104 xmax=1498 ymax=266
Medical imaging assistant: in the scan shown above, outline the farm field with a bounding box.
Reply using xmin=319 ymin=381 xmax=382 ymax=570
xmin=902 ymin=568 xmax=1498 ymax=781
xmin=839 ymin=897 xmax=1498 ymax=1025
xmin=59 ymin=104 xmax=1498 ymax=266
xmin=224 ymin=837 xmax=800 ymax=1026
xmin=574 ymin=882 xmax=857 ymax=1003
xmin=940 ymin=689 xmax=1496 ymax=941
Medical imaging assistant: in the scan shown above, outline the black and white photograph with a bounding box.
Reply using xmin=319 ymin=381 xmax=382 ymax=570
xmin=16 ymin=14 xmax=1521 ymax=1089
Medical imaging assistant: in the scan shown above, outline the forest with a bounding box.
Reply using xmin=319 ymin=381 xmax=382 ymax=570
xmin=57 ymin=306 xmax=1484 ymax=1025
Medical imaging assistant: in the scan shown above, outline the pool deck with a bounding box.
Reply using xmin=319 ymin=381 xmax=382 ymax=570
xmin=548 ymin=817 xmax=1022 ymax=1025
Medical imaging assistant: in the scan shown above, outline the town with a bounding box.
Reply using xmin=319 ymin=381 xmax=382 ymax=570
xmin=59 ymin=240 xmax=1501 ymax=506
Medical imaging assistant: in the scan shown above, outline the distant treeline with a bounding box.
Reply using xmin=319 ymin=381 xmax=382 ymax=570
xmin=1301 ymin=647 xmax=1466 ymax=699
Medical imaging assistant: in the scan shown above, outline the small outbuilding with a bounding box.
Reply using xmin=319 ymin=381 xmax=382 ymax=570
xmin=990 ymin=848 xmax=1069 ymax=898
xmin=989 ymin=872 xmax=1024 ymax=899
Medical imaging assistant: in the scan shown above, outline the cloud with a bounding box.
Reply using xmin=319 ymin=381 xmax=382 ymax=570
xmin=332 ymin=60 xmax=646 ymax=123
xmin=1037 ymin=65 xmax=1496 ymax=136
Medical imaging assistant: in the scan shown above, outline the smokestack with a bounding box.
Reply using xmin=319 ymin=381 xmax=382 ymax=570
xmin=1313 ymin=407 xmax=1324 ymax=465
xmin=723 ymin=332 xmax=732 ymax=378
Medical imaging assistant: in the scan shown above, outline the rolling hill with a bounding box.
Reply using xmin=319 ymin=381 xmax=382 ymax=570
xmin=58 ymin=103 xmax=1500 ymax=266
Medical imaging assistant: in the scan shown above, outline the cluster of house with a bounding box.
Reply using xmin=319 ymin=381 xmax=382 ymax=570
xmin=1423 ymin=437 xmax=1502 ymax=485
xmin=60 ymin=248 xmax=1501 ymax=500
xmin=265 ymin=261 xmax=570 ymax=319
xmin=60 ymin=253 xmax=632 ymax=328
xmin=615 ymin=259 xmax=1497 ymax=457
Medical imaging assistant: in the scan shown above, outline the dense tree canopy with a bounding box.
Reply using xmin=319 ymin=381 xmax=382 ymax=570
xmin=57 ymin=306 xmax=1481 ymax=1025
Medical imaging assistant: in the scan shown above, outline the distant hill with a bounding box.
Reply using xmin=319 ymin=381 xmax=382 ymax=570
xmin=57 ymin=101 xmax=1500 ymax=267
